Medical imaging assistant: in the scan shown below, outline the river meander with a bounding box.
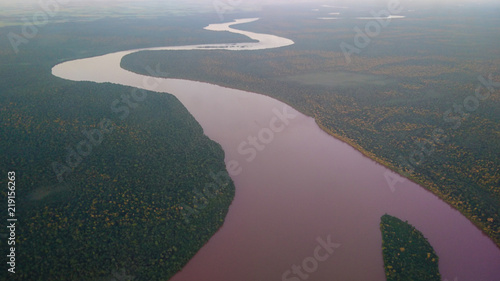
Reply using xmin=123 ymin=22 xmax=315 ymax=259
xmin=52 ymin=18 xmax=500 ymax=281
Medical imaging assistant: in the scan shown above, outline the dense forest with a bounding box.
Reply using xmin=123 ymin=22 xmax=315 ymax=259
xmin=0 ymin=14 xmax=250 ymax=281
xmin=122 ymin=7 xmax=500 ymax=246
xmin=0 ymin=3 xmax=499 ymax=280
xmin=380 ymin=214 xmax=441 ymax=281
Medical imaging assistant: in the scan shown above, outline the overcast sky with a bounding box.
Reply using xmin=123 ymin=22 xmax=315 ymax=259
xmin=2 ymin=0 xmax=500 ymax=5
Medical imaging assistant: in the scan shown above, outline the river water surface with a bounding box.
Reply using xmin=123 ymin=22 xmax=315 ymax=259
xmin=52 ymin=18 xmax=500 ymax=281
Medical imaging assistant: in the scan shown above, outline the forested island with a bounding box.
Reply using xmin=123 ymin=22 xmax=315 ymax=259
xmin=380 ymin=214 xmax=441 ymax=281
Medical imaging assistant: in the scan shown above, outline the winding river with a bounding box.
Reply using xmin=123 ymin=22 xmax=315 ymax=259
xmin=52 ymin=18 xmax=500 ymax=281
